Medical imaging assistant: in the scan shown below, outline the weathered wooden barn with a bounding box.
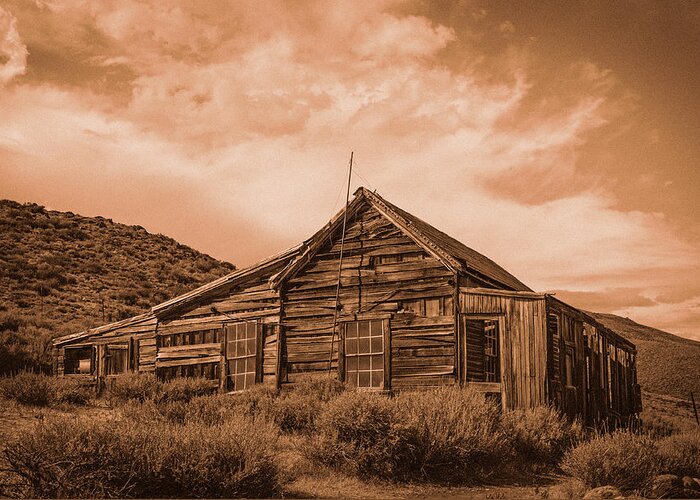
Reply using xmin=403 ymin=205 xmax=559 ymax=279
xmin=53 ymin=187 xmax=641 ymax=424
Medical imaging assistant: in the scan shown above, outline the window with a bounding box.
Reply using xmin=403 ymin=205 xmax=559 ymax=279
xmin=565 ymin=347 xmax=575 ymax=387
xmin=484 ymin=320 xmax=499 ymax=382
xmin=105 ymin=345 xmax=129 ymax=375
xmin=373 ymin=252 xmax=426 ymax=266
xmin=157 ymin=329 xmax=221 ymax=348
xmin=461 ymin=316 xmax=501 ymax=383
xmin=159 ymin=362 xmax=220 ymax=382
xmin=226 ymin=322 xmax=258 ymax=391
xmin=64 ymin=346 xmax=94 ymax=375
xmin=344 ymin=320 xmax=385 ymax=389
xmin=401 ymin=296 xmax=453 ymax=316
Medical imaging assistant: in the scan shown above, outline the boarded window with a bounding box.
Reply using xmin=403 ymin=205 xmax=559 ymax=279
xmin=64 ymin=346 xmax=94 ymax=375
xmin=401 ymin=296 xmax=453 ymax=316
xmin=226 ymin=322 xmax=258 ymax=391
xmin=461 ymin=316 xmax=501 ymax=383
xmin=344 ymin=320 xmax=385 ymax=389
xmin=105 ymin=345 xmax=129 ymax=375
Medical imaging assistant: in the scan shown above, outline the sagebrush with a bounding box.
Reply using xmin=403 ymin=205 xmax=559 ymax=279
xmin=3 ymin=413 xmax=282 ymax=498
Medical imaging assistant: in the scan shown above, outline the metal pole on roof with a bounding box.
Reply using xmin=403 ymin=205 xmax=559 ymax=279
xmin=328 ymin=152 xmax=353 ymax=374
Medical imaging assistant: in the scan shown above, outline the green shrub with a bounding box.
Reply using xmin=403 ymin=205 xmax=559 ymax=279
xmin=396 ymin=386 xmax=509 ymax=483
xmin=561 ymin=431 xmax=661 ymax=492
xmin=158 ymin=376 xmax=217 ymax=403
xmin=657 ymin=431 xmax=700 ymax=477
xmin=305 ymin=391 xmax=413 ymax=478
xmin=108 ymin=372 xmax=162 ymax=403
xmin=3 ymin=413 xmax=283 ymax=498
xmin=502 ymin=405 xmax=583 ymax=465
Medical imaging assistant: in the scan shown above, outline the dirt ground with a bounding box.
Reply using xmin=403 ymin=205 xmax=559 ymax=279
xmin=0 ymin=400 xmax=575 ymax=499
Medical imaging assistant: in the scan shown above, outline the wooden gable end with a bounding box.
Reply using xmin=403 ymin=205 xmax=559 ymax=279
xmin=282 ymin=203 xmax=457 ymax=387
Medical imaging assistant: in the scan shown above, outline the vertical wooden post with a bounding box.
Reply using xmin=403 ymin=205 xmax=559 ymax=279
xmin=219 ymin=325 xmax=227 ymax=393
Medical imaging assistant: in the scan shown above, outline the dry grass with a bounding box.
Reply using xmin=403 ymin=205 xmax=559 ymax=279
xmin=2 ymin=412 xmax=282 ymax=498
xmin=0 ymin=372 xmax=93 ymax=407
xmin=657 ymin=430 xmax=700 ymax=477
xmin=561 ymin=431 xmax=661 ymax=493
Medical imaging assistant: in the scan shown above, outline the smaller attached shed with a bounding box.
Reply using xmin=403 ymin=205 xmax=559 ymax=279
xmin=53 ymin=187 xmax=641 ymax=426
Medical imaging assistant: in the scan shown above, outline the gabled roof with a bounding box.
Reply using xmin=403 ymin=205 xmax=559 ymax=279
xmin=55 ymin=186 xmax=531 ymax=346
xmin=271 ymin=187 xmax=531 ymax=292
xmin=365 ymin=189 xmax=531 ymax=291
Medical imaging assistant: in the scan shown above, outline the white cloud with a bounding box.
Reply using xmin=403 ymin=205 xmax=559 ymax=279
xmin=0 ymin=5 xmax=27 ymax=85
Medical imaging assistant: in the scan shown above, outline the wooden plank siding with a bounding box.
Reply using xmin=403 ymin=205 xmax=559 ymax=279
xmin=458 ymin=288 xmax=548 ymax=410
xmin=155 ymin=268 xmax=286 ymax=387
xmin=282 ymin=205 xmax=457 ymax=389
xmin=545 ymin=296 xmax=639 ymax=426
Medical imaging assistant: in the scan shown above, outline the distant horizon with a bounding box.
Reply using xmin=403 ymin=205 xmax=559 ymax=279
xmin=1 ymin=1 xmax=698 ymax=340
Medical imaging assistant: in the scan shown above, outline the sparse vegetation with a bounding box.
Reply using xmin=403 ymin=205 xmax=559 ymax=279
xmin=502 ymin=405 xmax=584 ymax=465
xmin=396 ymin=387 xmax=509 ymax=482
xmin=2 ymin=413 xmax=282 ymax=498
xmin=657 ymin=431 xmax=700 ymax=478
xmin=0 ymin=372 xmax=92 ymax=407
xmin=561 ymin=431 xmax=661 ymax=492
xmin=0 ymin=199 xmax=235 ymax=376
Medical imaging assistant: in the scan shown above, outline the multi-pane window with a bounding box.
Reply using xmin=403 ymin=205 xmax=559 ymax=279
xmin=64 ymin=346 xmax=94 ymax=375
xmin=483 ymin=320 xmax=500 ymax=382
xmin=226 ymin=322 xmax=258 ymax=391
xmin=345 ymin=320 xmax=385 ymax=389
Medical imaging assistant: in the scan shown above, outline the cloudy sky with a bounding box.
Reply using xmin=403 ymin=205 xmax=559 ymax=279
xmin=1 ymin=1 xmax=699 ymax=340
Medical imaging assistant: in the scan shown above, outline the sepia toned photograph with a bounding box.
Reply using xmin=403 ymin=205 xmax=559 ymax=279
xmin=0 ymin=1 xmax=699 ymax=498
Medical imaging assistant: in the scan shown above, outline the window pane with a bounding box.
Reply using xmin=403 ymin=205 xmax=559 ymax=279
xmin=371 ymin=370 xmax=383 ymax=388
xmin=247 ymin=338 xmax=256 ymax=355
xmin=346 ymin=338 xmax=357 ymax=355
xmin=245 ymin=372 xmax=255 ymax=389
xmin=359 ymin=355 xmax=370 ymax=370
xmin=346 ymin=356 xmax=358 ymax=371
xmin=370 ymin=320 xmax=383 ymax=336
xmin=347 ymin=372 xmax=357 ymax=388
xmin=358 ymin=338 xmax=369 ymax=354
xmin=358 ymin=321 xmax=370 ymax=338
xmin=345 ymin=322 xmax=357 ymax=339
xmin=234 ymin=374 xmax=245 ymax=391
xmin=370 ymin=337 xmax=383 ymax=354
xmin=371 ymin=354 xmax=383 ymax=370
xmin=358 ymin=371 xmax=370 ymax=387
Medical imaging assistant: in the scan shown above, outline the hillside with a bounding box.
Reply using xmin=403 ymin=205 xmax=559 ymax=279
xmin=0 ymin=199 xmax=235 ymax=373
xmin=590 ymin=312 xmax=700 ymax=404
